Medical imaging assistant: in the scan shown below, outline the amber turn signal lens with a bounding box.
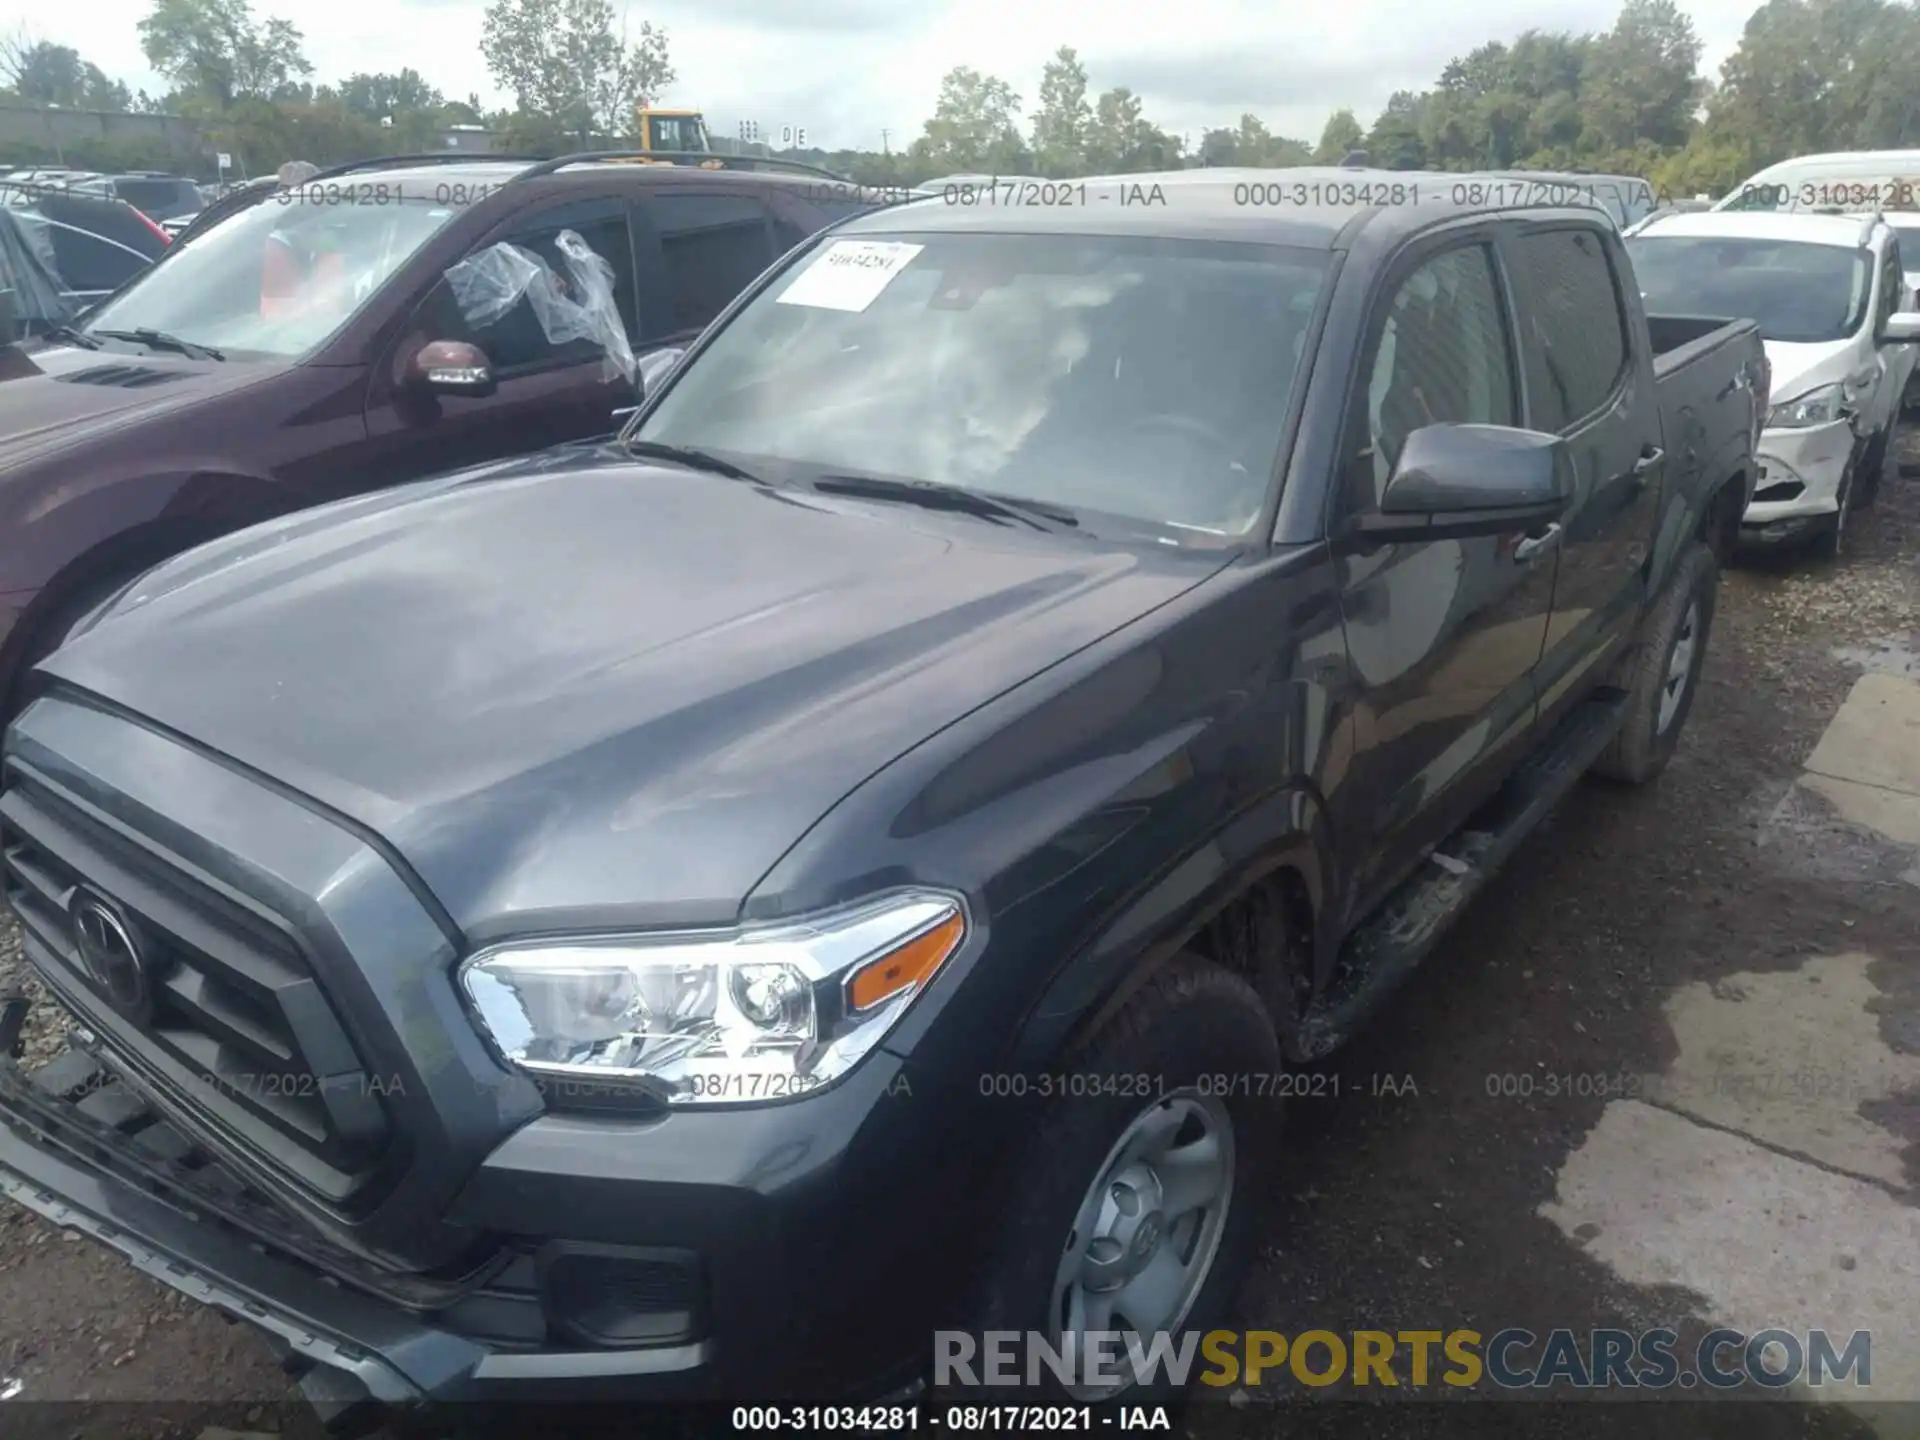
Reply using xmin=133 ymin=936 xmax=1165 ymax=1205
xmin=845 ymin=909 xmax=965 ymax=1013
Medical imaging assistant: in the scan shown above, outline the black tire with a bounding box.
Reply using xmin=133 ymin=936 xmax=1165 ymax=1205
xmin=1592 ymin=542 xmax=1718 ymax=785
xmin=970 ymin=956 xmax=1282 ymax=1409
xmin=1854 ymin=428 xmax=1890 ymax=512
xmin=1808 ymin=463 xmax=1852 ymax=562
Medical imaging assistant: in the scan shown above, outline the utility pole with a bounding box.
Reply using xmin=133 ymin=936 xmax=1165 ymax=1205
xmin=880 ymin=128 xmax=892 ymax=155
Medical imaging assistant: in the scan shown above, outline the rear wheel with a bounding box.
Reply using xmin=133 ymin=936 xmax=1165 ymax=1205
xmin=974 ymin=956 xmax=1281 ymax=1406
xmin=1592 ymin=542 xmax=1718 ymax=785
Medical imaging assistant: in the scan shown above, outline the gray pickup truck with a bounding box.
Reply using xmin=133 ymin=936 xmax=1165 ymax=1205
xmin=0 ymin=183 xmax=1762 ymax=1426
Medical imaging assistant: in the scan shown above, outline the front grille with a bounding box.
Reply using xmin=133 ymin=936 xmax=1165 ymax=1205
xmin=0 ymin=1048 xmax=540 ymax=1345
xmin=0 ymin=760 xmax=391 ymax=1204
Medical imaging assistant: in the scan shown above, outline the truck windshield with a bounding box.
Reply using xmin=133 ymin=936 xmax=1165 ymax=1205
xmin=79 ymin=189 xmax=470 ymax=361
xmin=633 ymin=231 xmax=1330 ymax=539
xmin=1626 ymin=236 xmax=1871 ymax=344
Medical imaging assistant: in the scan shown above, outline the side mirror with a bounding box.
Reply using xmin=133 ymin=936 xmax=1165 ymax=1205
xmin=409 ymin=339 xmax=495 ymax=397
xmin=635 ymin=345 xmax=685 ymax=397
xmin=1362 ymin=424 xmax=1572 ymax=539
xmin=1880 ymin=312 xmax=1920 ymax=344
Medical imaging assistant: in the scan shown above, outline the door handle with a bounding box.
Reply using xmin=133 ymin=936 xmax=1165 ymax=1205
xmin=1512 ymin=523 xmax=1562 ymax=563
xmin=1626 ymin=446 xmax=1664 ymax=490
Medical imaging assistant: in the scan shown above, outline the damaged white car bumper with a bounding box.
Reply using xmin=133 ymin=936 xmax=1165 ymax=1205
xmin=1742 ymin=419 xmax=1857 ymax=541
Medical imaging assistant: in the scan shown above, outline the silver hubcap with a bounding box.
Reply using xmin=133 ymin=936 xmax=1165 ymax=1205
xmin=1049 ymin=1091 xmax=1234 ymax=1400
xmin=1657 ymin=600 xmax=1698 ymax=735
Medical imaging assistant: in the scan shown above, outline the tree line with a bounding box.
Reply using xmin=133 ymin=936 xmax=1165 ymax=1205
xmin=2 ymin=0 xmax=1918 ymax=196
xmin=0 ymin=0 xmax=673 ymax=175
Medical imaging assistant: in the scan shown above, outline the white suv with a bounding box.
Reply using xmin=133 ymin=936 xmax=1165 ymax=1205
xmin=1625 ymin=210 xmax=1920 ymax=556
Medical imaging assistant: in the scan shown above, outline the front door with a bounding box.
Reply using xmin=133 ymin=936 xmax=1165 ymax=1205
xmin=361 ymin=197 xmax=642 ymax=484
xmin=1866 ymin=241 xmax=1913 ymax=438
xmin=1331 ymin=233 xmax=1555 ymax=916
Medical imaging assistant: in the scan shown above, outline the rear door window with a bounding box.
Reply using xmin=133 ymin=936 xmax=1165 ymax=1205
xmin=1511 ymin=228 xmax=1630 ymax=432
xmin=639 ymin=191 xmax=777 ymax=338
xmin=768 ymin=194 xmax=871 ymax=254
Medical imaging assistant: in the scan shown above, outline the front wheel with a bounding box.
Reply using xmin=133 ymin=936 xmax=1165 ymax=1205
xmin=1852 ymin=429 xmax=1890 ymax=512
xmin=1592 ymin=541 xmax=1718 ymax=785
xmin=1809 ymin=464 xmax=1852 ymax=562
xmin=972 ymin=957 xmax=1282 ymax=1406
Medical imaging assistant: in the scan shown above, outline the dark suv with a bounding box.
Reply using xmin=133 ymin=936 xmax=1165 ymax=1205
xmin=68 ymin=171 xmax=207 ymax=225
xmin=0 ymin=152 xmax=875 ymax=722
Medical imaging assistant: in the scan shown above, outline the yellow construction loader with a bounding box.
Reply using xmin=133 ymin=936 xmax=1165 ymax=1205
xmin=631 ymin=107 xmax=720 ymax=164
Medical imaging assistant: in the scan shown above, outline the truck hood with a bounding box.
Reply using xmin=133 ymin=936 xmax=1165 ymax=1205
xmin=1762 ymin=337 xmax=1869 ymax=407
xmin=0 ymin=342 xmax=272 ymax=468
xmin=42 ymin=448 xmax=1217 ymax=938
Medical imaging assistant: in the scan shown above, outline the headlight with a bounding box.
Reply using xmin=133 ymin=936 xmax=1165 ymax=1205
xmin=1767 ymin=382 xmax=1846 ymax=429
xmin=458 ymin=891 xmax=966 ymax=1105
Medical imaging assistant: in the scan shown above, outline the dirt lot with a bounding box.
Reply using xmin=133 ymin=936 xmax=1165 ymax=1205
xmin=1 ymin=437 xmax=1917 ymax=1440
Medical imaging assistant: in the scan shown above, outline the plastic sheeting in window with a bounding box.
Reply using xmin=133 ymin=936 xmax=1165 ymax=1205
xmin=0 ymin=207 xmax=75 ymax=333
xmin=442 ymin=228 xmax=636 ymax=387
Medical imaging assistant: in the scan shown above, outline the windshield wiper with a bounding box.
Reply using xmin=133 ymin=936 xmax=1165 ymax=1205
xmin=45 ymin=324 xmax=101 ymax=349
xmin=623 ymin=439 xmax=763 ymax=485
xmin=811 ymin=474 xmax=1079 ymax=531
xmin=91 ymin=327 xmax=224 ymax=362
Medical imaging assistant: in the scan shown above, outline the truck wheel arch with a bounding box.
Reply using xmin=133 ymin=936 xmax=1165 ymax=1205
xmin=2 ymin=472 xmax=284 ymax=719
xmin=1010 ymin=787 xmax=1335 ymax=1072
xmin=1701 ymin=467 xmax=1746 ymax=563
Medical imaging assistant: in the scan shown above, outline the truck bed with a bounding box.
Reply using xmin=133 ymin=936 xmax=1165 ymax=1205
xmin=1644 ymin=311 xmax=1766 ymax=541
xmin=1647 ymin=313 xmax=1752 ymax=379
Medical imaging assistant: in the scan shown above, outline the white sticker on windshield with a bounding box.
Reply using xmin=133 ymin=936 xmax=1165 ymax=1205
xmin=777 ymin=240 xmax=924 ymax=312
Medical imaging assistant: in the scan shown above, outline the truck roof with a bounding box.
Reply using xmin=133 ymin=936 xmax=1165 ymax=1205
xmin=835 ymin=171 xmax=1611 ymax=250
xmin=277 ymin=156 xmax=848 ymax=198
xmin=1744 ymin=149 xmax=1920 ymax=173
xmin=1630 ymin=209 xmax=1883 ymax=248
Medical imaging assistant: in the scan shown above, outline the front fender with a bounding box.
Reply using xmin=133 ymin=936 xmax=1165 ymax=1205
xmin=1007 ymin=783 xmax=1334 ymax=1073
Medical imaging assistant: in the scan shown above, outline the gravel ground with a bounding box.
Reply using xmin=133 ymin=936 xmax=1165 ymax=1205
xmin=1 ymin=434 xmax=1918 ymax=1439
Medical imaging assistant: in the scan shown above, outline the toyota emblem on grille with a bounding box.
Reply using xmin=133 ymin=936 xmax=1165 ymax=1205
xmin=69 ymin=891 xmax=152 ymax=1022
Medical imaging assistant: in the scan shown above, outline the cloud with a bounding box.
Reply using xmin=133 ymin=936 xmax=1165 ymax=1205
xmin=638 ymin=0 xmax=931 ymax=32
xmin=0 ymin=0 xmax=1779 ymax=154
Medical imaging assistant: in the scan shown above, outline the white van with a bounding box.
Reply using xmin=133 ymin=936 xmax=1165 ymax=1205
xmin=1715 ymin=150 xmax=1920 ymax=215
xmin=1625 ymin=209 xmax=1920 ymax=556
xmin=1717 ymin=152 xmax=1920 ymax=324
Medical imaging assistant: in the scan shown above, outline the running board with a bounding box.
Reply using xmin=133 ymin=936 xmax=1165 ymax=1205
xmin=1295 ymin=692 xmax=1630 ymax=1060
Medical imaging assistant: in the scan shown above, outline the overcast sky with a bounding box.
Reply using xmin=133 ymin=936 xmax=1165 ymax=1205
xmin=1 ymin=0 xmax=1766 ymax=152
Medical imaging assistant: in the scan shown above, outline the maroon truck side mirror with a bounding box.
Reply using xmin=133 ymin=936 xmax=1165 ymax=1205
xmin=410 ymin=339 xmax=495 ymax=398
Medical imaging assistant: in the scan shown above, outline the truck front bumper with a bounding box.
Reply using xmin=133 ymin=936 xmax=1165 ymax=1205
xmin=1741 ymin=420 xmax=1857 ymax=542
xmin=0 ymin=1036 xmax=964 ymax=1426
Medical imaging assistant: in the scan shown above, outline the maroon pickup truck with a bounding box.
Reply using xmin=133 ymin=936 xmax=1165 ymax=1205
xmin=0 ymin=151 xmax=877 ymax=722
